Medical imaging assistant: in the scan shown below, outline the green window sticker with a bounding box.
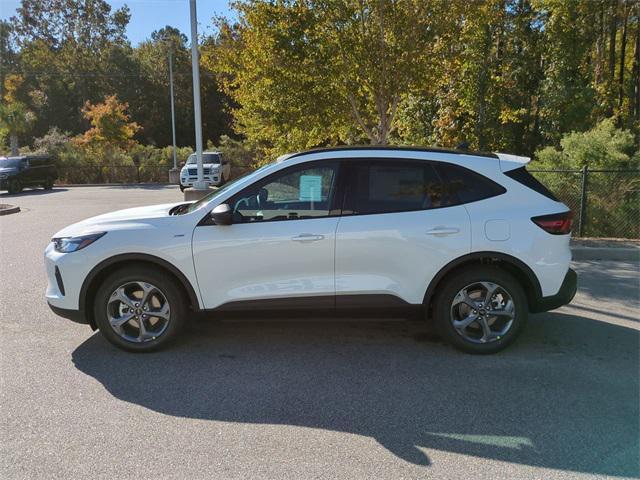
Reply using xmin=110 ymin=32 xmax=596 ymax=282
xmin=299 ymin=175 xmax=322 ymax=202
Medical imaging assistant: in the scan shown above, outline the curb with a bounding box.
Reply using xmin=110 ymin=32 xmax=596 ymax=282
xmin=0 ymin=205 xmax=20 ymax=216
xmin=56 ymin=183 xmax=176 ymax=187
xmin=571 ymin=246 xmax=639 ymax=261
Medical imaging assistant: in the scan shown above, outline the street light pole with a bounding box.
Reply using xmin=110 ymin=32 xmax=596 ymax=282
xmin=189 ymin=0 xmax=206 ymax=190
xmin=168 ymin=49 xmax=177 ymax=170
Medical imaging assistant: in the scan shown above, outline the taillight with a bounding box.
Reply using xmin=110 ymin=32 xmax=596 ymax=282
xmin=531 ymin=211 xmax=573 ymax=235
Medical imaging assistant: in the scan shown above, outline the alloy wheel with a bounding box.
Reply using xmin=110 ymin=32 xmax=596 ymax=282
xmin=450 ymin=281 xmax=515 ymax=344
xmin=106 ymin=281 xmax=171 ymax=343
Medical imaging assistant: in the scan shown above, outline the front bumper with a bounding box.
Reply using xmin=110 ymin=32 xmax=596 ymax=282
xmin=48 ymin=302 xmax=87 ymax=324
xmin=180 ymin=174 xmax=221 ymax=187
xmin=531 ymin=268 xmax=578 ymax=313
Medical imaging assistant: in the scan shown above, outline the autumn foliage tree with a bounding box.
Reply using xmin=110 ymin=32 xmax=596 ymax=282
xmin=77 ymin=95 xmax=140 ymax=148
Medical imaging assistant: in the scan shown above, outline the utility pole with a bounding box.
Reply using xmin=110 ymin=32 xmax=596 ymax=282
xmin=189 ymin=0 xmax=206 ymax=191
xmin=168 ymin=49 xmax=178 ymax=170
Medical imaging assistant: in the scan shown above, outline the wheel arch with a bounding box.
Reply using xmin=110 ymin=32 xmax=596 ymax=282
xmin=80 ymin=253 xmax=200 ymax=329
xmin=423 ymin=251 xmax=542 ymax=314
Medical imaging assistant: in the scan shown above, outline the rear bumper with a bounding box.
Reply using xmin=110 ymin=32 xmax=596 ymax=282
xmin=531 ymin=268 xmax=577 ymax=313
xmin=48 ymin=302 xmax=87 ymax=324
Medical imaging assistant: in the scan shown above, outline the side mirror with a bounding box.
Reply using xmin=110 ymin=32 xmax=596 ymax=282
xmin=211 ymin=203 xmax=233 ymax=225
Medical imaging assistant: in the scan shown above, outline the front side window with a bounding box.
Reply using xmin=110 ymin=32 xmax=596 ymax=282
xmin=343 ymin=161 xmax=444 ymax=215
xmin=229 ymin=162 xmax=339 ymax=223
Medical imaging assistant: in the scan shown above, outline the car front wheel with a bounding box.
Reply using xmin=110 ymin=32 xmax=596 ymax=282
xmin=7 ymin=179 xmax=22 ymax=194
xmin=432 ymin=266 xmax=527 ymax=354
xmin=94 ymin=266 xmax=187 ymax=352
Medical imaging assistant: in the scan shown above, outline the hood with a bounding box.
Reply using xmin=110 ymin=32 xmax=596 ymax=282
xmin=0 ymin=167 xmax=17 ymax=175
xmin=52 ymin=202 xmax=185 ymax=238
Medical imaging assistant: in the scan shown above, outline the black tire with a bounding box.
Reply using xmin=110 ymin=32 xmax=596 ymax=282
xmin=7 ymin=179 xmax=22 ymax=194
xmin=43 ymin=177 xmax=54 ymax=190
xmin=179 ymin=185 xmax=185 ymax=192
xmin=432 ymin=266 xmax=528 ymax=354
xmin=93 ymin=266 xmax=187 ymax=352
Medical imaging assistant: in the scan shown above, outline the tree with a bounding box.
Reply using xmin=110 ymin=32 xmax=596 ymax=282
xmin=77 ymin=95 xmax=140 ymax=148
xmin=0 ymin=101 xmax=35 ymax=155
xmin=211 ymin=0 xmax=457 ymax=152
xmin=11 ymin=0 xmax=130 ymax=49
xmin=0 ymin=74 xmax=35 ymax=154
xmin=535 ymin=118 xmax=637 ymax=169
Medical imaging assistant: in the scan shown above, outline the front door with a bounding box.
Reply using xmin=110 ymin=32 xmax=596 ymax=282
xmin=192 ymin=161 xmax=341 ymax=309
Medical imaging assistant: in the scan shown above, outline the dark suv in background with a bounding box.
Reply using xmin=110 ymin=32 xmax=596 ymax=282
xmin=0 ymin=155 xmax=58 ymax=194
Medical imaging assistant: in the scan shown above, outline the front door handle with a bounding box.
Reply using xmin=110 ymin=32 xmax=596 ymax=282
xmin=291 ymin=233 xmax=325 ymax=242
xmin=426 ymin=227 xmax=460 ymax=237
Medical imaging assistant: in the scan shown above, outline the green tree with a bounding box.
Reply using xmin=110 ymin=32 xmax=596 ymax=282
xmin=211 ymin=0 xmax=457 ymax=153
xmin=0 ymin=100 xmax=35 ymax=155
xmin=535 ymin=118 xmax=638 ymax=169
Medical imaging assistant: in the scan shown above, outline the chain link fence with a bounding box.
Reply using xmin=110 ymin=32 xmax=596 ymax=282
xmin=56 ymin=166 xmax=170 ymax=184
xmin=531 ymin=168 xmax=640 ymax=239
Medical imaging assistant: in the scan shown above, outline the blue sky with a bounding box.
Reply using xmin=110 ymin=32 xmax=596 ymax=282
xmin=0 ymin=0 xmax=235 ymax=45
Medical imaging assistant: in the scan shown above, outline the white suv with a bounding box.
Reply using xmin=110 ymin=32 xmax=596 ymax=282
xmin=45 ymin=147 xmax=577 ymax=354
xmin=179 ymin=151 xmax=230 ymax=191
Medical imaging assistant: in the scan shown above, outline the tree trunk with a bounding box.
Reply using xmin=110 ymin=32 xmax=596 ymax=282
xmin=618 ymin=1 xmax=629 ymax=110
xmin=633 ymin=18 xmax=640 ymax=123
xmin=608 ymin=0 xmax=619 ymax=114
xmin=10 ymin=132 xmax=18 ymax=156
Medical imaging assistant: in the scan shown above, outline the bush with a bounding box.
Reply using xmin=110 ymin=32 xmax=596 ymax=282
xmin=532 ymin=119 xmax=639 ymax=238
xmin=534 ymin=118 xmax=638 ymax=170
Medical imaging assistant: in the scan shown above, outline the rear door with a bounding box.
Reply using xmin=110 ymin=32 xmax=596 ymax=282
xmin=334 ymin=159 xmax=471 ymax=306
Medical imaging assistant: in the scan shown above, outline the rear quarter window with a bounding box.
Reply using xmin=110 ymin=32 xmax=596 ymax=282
xmin=504 ymin=167 xmax=558 ymax=201
xmin=435 ymin=163 xmax=506 ymax=205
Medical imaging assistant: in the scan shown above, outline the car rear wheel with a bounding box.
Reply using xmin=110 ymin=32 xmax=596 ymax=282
xmin=7 ymin=179 xmax=21 ymax=194
xmin=432 ymin=266 xmax=527 ymax=354
xmin=94 ymin=266 xmax=187 ymax=352
xmin=43 ymin=177 xmax=54 ymax=190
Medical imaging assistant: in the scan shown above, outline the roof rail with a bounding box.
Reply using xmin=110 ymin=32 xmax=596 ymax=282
xmin=285 ymin=145 xmax=499 ymax=160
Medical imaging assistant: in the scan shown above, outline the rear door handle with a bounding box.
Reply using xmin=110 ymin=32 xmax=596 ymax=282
xmin=426 ymin=227 xmax=460 ymax=237
xmin=291 ymin=233 xmax=325 ymax=242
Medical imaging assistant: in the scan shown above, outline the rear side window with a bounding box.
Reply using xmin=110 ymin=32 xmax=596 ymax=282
xmin=504 ymin=167 xmax=558 ymax=201
xmin=343 ymin=161 xmax=444 ymax=215
xmin=435 ymin=163 xmax=506 ymax=205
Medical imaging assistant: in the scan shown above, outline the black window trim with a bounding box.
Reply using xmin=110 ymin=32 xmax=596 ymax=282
xmin=199 ymin=156 xmax=507 ymax=225
xmin=198 ymin=159 xmax=345 ymax=226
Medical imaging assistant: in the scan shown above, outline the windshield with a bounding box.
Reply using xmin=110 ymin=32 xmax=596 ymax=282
xmin=186 ymin=153 xmax=220 ymax=165
xmin=182 ymin=163 xmax=273 ymax=214
xmin=0 ymin=158 xmax=21 ymax=169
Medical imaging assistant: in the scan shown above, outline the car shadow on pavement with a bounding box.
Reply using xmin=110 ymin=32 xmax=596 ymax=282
xmin=102 ymin=185 xmax=179 ymax=190
xmin=72 ymin=312 xmax=639 ymax=477
xmin=0 ymin=187 xmax=68 ymax=197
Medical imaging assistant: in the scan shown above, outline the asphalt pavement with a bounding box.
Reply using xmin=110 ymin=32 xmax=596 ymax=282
xmin=1 ymin=186 xmax=638 ymax=480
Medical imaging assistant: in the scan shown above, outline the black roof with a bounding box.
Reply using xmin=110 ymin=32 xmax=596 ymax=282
xmin=286 ymin=145 xmax=499 ymax=160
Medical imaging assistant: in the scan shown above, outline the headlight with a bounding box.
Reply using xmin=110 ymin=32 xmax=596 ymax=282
xmin=53 ymin=232 xmax=106 ymax=253
xmin=0 ymin=174 xmax=7 ymax=179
